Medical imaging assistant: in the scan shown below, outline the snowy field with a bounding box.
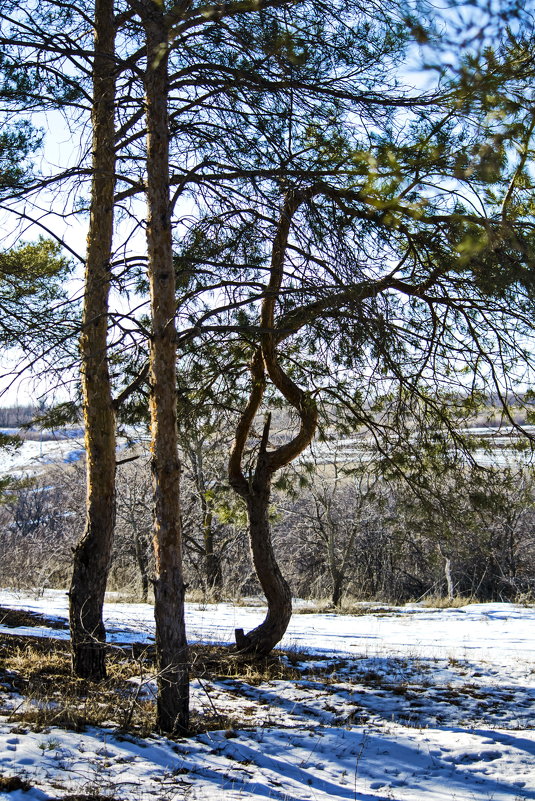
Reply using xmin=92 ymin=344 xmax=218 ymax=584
xmin=0 ymin=589 xmax=534 ymax=801
xmin=1 ymin=422 xmax=532 ymax=480
xmin=0 ymin=429 xmax=142 ymax=479
xmin=0 ymin=436 xmax=86 ymax=478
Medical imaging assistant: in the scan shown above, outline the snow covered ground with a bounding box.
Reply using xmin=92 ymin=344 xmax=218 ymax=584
xmin=0 ymin=436 xmax=86 ymax=479
xmin=0 ymin=428 xmax=142 ymax=479
xmin=0 ymin=590 xmax=533 ymax=801
xmin=1 ymin=421 xmax=532 ymax=480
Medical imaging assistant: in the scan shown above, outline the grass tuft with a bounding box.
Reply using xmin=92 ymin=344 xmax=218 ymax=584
xmin=59 ymin=795 xmax=116 ymax=801
xmin=191 ymin=644 xmax=301 ymax=685
xmin=0 ymin=636 xmax=156 ymax=735
xmin=293 ymin=599 xmax=401 ymax=616
xmin=418 ymin=594 xmax=475 ymax=608
xmin=0 ymin=776 xmax=32 ymax=792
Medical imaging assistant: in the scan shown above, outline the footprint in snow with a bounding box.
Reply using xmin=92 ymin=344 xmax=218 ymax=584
xmin=455 ymin=750 xmax=502 ymax=763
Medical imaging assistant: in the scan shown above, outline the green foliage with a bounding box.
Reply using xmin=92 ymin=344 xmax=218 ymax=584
xmin=0 ymin=52 xmax=44 ymax=192
xmin=0 ymin=238 xmax=73 ymax=348
xmin=0 ymin=431 xmax=21 ymax=451
xmin=0 ymin=433 xmax=32 ymax=503
xmin=0 ymin=121 xmax=42 ymax=191
xmin=26 ymin=402 xmax=80 ymax=431
xmin=0 ymin=238 xmax=70 ymax=296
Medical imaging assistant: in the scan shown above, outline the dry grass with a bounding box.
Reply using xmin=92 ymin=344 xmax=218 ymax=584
xmin=0 ymin=633 xmax=302 ymax=738
xmin=191 ymin=643 xmax=301 ymax=684
xmin=293 ymin=599 xmax=400 ymax=616
xmin=418 ymin=594 xmax=475 ymax=609
xmin=57 ymin=796 xmax=118 ymax=801
xmin=0 ymin=775 xmax=32 ymax=792
xmin=57 ymin=796 xmax=116 ymax=801
xmin=185 ymin=590 xmax=267 ymax=608
xmin=0 ymin=636 xmax=157 ymax=735
xmin=513 ymin=591 xmax=535 ymax=607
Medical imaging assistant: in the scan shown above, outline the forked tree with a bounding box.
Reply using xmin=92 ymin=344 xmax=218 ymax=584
xmin=213 ymin=149 xmax=535 ymax=654
xmin=229 ymin=191 xmax=318 ymax=655
xmin=4 ymin=0 xmax=535 ymax=728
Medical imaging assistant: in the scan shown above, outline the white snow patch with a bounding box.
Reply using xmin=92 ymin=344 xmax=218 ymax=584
xmin=0 ymin=589 xmax=534 ymax=800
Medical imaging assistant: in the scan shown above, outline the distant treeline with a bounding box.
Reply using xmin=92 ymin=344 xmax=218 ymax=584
xmin=0 ymin=406 xmax=37 ymax=427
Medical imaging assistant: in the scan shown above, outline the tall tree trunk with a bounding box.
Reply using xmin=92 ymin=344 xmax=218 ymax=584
xmin=439 ymin=544 xmax=454 ymax=600
xmin=444 ymin=556 xmax=454 ymax=600
xmin=193 ymin=444 xmax=223 ymax=593
xmin=69 ymin=0 xmax=116 ymax=681
xmin=142 ymin=0 xmax=189 ymax=735
xmin=331 ymin=574 xmax=344 ymax=608
xmin=134 ymin=527 xmax=150 ymax=602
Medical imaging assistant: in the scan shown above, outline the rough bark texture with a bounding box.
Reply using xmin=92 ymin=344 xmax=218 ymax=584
xmin=134 ymin=528 xmax=150 ymax=603
xmin=69 ymin=0 xmax=116 ymax=681
xmin=204 ymin=515 xmax=223 ymax=594
xmin=143 ymin=0 xmax=189 ymax=735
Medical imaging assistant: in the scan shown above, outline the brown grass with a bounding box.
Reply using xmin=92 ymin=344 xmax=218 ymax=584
xmin=0 ymin=633 xmax=302 ymax=737
xmin=0 ymin=776 xmax=32 ymax=792
xmin=0 ymin=636 xmax=156 ymax=735
xmin=190 ymin=643 xmax=301 ymax=684
xmin=418 ymin=594 xmax=475 ymax=609
xmin=293 ymin=601 xmax=401 ymax=616
xmin=58 ymin=796 xmax=116 ymax=801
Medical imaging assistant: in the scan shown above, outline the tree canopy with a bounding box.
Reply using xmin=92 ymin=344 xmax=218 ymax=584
xmin=1 ymin=0 xmax=535 ymax=730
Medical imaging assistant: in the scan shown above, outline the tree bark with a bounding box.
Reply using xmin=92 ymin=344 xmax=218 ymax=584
xmin=234 ymin=428 xmax=292 ymax=655
xmin=69 ymin=0 xmax=116 ymax=681
xmin=192 ymin=442 xmax=223 ymax=593
xmin=331 ymin=574 xmax=344 ymax=608
xmin=444 ymin=556 xmax=454 ymax=600
xmin=142 ymin=0 xmax=189 ymax=735
xmin=203 ymin=511 xmax=223 ymax=593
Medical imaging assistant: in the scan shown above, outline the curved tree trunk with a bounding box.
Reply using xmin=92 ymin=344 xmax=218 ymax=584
xmin=229 ymin=191 xmax=319 ymax=657
xmin=142 ymin=0 xmax=189 ymax=735
xmin=69 ymin=0 xmax=116 ymax=681
xmin=234 ymin=422 xmax=292 ymax=656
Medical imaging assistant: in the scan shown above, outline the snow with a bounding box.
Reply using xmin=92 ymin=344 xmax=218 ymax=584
xmin=0 ymin=589 xmax=534 ymax=800
xmin=0 ymin=430 xmax=139 ymax=479
xmin=0 ymin=438 xmax=86 ymax=479
xmin=0 ymin=423 xmax=531 ymax=480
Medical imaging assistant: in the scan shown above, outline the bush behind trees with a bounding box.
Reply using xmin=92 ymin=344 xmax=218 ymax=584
xmin=2 ymin=435 xmax=534 ymax=606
